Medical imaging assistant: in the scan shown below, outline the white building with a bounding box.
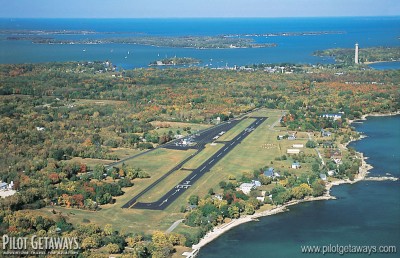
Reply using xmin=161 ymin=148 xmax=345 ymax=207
xmin=327 ymin=170 xmax=336 ymax=176
xmin=239 ymin=183 xmax=256 ymax=195
xmin=256 ymin=196 xmax=265 ymax=202
xmin=287 ymin=149 xmax=300 ymax=154
xmin=292 ymin=162 xmax=301 ymax=169
xmin=292 ymin=144 xmax=304 ymax=148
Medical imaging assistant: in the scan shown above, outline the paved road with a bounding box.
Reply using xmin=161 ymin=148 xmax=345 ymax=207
xmin=131 ymin=117 xmax=267 ymax=210
xmin=166 ymin=219 xmax=184 ymax=233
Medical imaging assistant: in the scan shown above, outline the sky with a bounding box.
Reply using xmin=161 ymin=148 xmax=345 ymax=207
xmin=0 ymin=0 xmax=399 ymax=18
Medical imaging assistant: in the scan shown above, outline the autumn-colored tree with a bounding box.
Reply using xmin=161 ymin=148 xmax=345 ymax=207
xmin=106 ymin=243 xmax=120 ymax=254
xmin=103 ymin=224 xmax=114 ymax=236
xmin=72 ymin=194 xmax=84 ymax=208
xmin=80 ymin=163 xmax=87 ymax=173
xmin=48 ymin=173 xmax=60 ymax=184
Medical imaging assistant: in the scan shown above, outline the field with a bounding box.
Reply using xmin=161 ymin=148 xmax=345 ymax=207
xmin=216 ymin=118 xmax=255 ymax=142
xmin=37 ymin=108 xmax=320 ymax=235
xmin=182 ymin=143 xmax=224 ymax=169
xmin=150 ymin=121 xmax=212 ymax=137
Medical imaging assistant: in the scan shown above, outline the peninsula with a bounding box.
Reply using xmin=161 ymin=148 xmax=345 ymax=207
xmin=314 ymin=46 xmax=400 ymax=64
xmin=6 ymin=35 xmax=277 ymax=49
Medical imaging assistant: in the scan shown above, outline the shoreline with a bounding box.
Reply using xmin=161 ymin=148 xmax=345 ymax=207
xmin=364 ymin=60 xmax=400 ymax=65
xmin=187 ymin=111 xmax=398 ymax=257
xmin=191 ymin=194 xmax=335 ymax=253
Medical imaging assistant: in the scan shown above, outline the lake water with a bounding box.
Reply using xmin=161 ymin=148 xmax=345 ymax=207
xmin=198 ymin=115 xmax=400 ymax=258
xmin=1 ymin=17 xmax=399 ymax=69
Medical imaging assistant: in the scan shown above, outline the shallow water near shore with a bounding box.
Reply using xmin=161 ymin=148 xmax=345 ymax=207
xmin=198 ymin=115 xmax=400 ymax=258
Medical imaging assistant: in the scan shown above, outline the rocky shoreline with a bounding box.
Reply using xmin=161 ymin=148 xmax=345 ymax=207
xmin=186 ymin=112 xmax=399 ymax=258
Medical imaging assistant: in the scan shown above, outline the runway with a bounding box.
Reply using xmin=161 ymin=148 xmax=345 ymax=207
xmin=125 ymin=117 xmax=267 ymax=210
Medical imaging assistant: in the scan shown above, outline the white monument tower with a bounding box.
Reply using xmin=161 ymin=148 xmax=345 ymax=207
xmin=355 ymin=43 xmax=359 ymax=64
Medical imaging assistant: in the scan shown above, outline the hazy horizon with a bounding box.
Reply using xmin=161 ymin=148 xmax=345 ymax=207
xmin=0 ymin=0 xmax=399 ymax=19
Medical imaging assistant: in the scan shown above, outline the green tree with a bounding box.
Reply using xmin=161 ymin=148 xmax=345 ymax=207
xmin=228 ymin=205 xmax=240 ymax=219
xmin=93 ymin=164 xmax=105 ymax=181
xmin=306 ymin=140 xmax=317 ymax=148
xmin=311 ymin=180 xmax=326 ymax=197
xmin=312 ymin=163 xmax=320 ymax=173
xmin=104 ymin=224 xmax=114 ymax=236
xmin=188 ymin=195 xmax=199 ymax=205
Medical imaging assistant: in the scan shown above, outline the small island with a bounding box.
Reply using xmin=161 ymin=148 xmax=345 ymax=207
xmin=149 ymin=57 xmax=201 ymax=66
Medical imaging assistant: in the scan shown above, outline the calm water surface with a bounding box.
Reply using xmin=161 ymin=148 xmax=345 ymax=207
xmin=199 ymin=115 xmax=400 ymax=258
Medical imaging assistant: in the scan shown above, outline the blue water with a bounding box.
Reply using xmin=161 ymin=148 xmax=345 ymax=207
xmin=369 ymin=61 xmax=400 ymax=70
xmin=199 ymin=115 xmax=400 ymax=258
xmin=1 ymin=17 xmax=399 ymax=69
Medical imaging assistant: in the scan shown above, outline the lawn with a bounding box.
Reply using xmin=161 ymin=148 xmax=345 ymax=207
xmin=111 ymin=148 xmax=197 ymax=207
xmin=150 ymin=121 xmax=212 ymax=137
xmin=182 ymin=143 xmax=224 ymax=169
xmin=109 ymin=147 xmax=142 ymax=160
xmin=138 ymin=169 xmax=193 ymax=203
xmin=216 ymin=118 xmax=255 ymax=142
xmin=122 ymin=148 xmax=196 ymax=178
xmin=36 ymin=204 xmax=183 ymax=235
